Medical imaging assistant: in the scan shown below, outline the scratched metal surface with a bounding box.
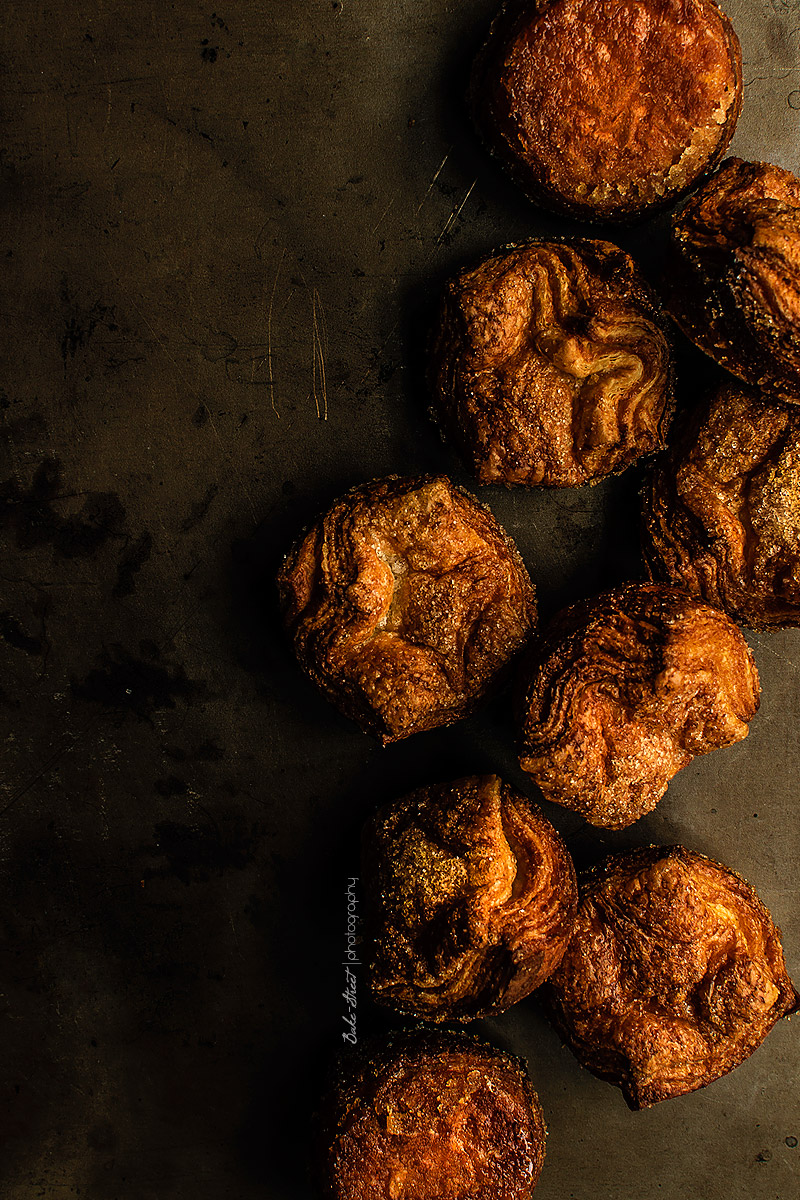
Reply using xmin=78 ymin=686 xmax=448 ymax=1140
xmin=0 ymin=1 xmax=798 ymax=1197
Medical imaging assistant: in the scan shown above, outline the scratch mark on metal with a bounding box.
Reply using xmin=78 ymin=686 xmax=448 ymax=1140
xmin=750 ymin=635 xmax=800 ymax=673
xmin=64 ymin=95 xmax=77 ymax=157
xmin=0 ymin=716 xmax=101 ymax=821
xmin=104 ymin=81 xmax=113 ymax=137
xmin=372 ymin=195 xmax=397 ymax=235
xmin=266 ymin=247 xmax=286 ymax=417
xmin=435 ymin=178 xmax=478 ymax=247
xmin=229 ymin=911 xmax=241 ymax=949
xmin=744 ymin=69 xmax=799 ymax=85
xmin=356 ymin=170 xmax=479 ymax=389
xmin=0 ymin=575 xmax=100 ymax=588
xmin=415 ymin=149 xmax=452 ymax=215
xmin=165 ymin=606 xmax=202 ymax=645
xmin=356 ymin=325 xmax=398 ymax=389
xmin=311 ymin=288 xmax=329 ymax=421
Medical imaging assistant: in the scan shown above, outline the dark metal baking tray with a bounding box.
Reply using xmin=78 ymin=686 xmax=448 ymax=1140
xmin=0 ymin=1 xmax=797 ymax=1196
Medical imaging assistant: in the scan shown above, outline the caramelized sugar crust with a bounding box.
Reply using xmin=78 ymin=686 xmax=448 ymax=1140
xmin=277 ymin=475 xmax=536 ymax=743
xmin=470 ymin=0 xmax=742 ymax=221
xmin=517 ymin=583 xmax=760 ymax=829
xmin=429 ymin=240 xmax=674 ymax=487
xmin=670 ymin=158 xmax=800 ymax=399
xmin=362 ymin=775 xmax=578 ymax=1020
xmin=643 ymin=382 xmax=800 ymax=628
xmin=542 ymin=846 xmax=799 ymax=1108
xmin=316 ymin=1031 xmax=546 ymax=1200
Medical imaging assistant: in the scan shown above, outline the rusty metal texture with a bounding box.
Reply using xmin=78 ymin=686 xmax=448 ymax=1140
xmin=0 ymin=1 xmax=798 ymax=1197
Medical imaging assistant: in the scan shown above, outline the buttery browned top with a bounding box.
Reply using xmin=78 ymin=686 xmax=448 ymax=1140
xmin=277 ymin=475 xmax=536 ymax=743
xmin=316 ymin=1031 xmax=546 ymax=1200
xmin=643 ymin=382 xmax=800 ymax=627
xmin=517 ymin=582 xmax=759 ymax=828
xmin=542 ymin=846 xmax=799 ymax=1109
xmin=363 ymin=775 xmax=577 ymax=1020
xmin=429 ymin=240 xmax=673 ymax=487
xmin=470 ymin=0 xmax=742 ymax=220
xmin=670 ymin=157 xmax=800 ymax=398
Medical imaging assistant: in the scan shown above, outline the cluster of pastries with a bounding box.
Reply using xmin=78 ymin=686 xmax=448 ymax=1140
xmin=279 ymin=1 xmax=800 ymax=1196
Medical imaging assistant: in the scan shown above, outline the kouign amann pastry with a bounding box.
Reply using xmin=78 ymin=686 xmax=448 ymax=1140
xmin=517 ymin=582 xmax=759 ymax=828
xmin=277 ymin=475 xmax=536 ymax=743
xmin=469 ymin=0 xmax=742 ymax=221
xmin=669 ymin=158 xmax=800 ymax=399
xmin=315 ymin=1030 xmax=546 ymax=1199
xmin=541 ymin=846 xmax=799 ymax=1108
xmin=643 ymin=382 xmax=800 ymax=627
xmin=429 ymin=240 xmax=674 ymax=486
xmin=362 ymin=775 xmax=577 ymax=1020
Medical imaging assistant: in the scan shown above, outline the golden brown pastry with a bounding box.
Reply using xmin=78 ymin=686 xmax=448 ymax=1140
xmin=428 ymin=240 xmax=674 ymax=487
xmin=277 ymin=475 xmax=536 ymax=743
xmin=541 ymin=846 xmax=799 ymax=1108
xmin=469 ymin=0 xmax=742 ymax=222
xmin=643 ymin=382 xmax=800 ymax=627
xmin=362 ymin=775 xmax=577 ymax=1020
xmin=315 ymin=1030 xmax=546 ymax=1199
xmin=517 ymin=583 xmax=760 ymax=828
xmin=669 ymin=158 xmax=800 ymax=399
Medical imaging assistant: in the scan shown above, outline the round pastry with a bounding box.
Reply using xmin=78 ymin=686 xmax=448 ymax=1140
xmin=469 ymin=0 xmax=742 ymax=222
xmin=428 ymin=240 xmax=674 ymax=487
xmin=362 ymin=774 xmax=578 ymax=1020
xmin=517 ymin=582 xmax=760 ymax=829
xmin=315 ymin=1030 xmax=546 ymax=1199
xmin=541 ymin=845 xmax=799 ymax=1109
xmin=277 ymin=475 xmax=536 ymax=743
xmin=643 ymin=382 xmax=800 ymax=628
xmin=669 ymin=158 xmax=800 ymax=399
